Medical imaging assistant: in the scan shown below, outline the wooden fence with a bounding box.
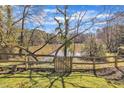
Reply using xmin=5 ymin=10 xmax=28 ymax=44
xmin=0 ymin=53 xmax=124 ymax=76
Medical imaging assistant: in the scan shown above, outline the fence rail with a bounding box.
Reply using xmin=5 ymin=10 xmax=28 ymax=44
xmin=0 ymin=53 xmax=124 ymax=75
xmin=0 ymin=53 xmax=120 ymax=58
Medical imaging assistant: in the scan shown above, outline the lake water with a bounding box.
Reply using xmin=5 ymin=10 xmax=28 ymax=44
xmin=40 ymin=50 xmax=84 ymax=61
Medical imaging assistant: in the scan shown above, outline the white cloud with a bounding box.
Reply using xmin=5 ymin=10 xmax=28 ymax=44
xmin=71 ymin=10 xmax=98 ymax=22
xmin=43 ymin=16 xmax=57 ymax=25
xmin=55 ymin=16 xmax=64 ymax=22
xmin=97 ymin=14 xmax=112 ymax=19
xmin=82 ymin=10 xmax=98 ymax=20
xmin=43 ymin=10 xmax=100 ymax=31
xmin=31 ymin=12 xmax=46 ymax=25
xmin=43 ymin=9 xmax=101 ymax=26
xmin=44 ymin=16 xmax=64 ymax=25
xmin=44 ymin=21 xmax=57 ymax=25
xmin=42 ymin=9 xmax=111 ymax=32
xmin=44 ymin=9 xmax=56 ymax=13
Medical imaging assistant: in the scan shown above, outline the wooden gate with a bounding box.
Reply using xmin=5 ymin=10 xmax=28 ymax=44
xmin=54 ymin=57 xmax=72 ymax=73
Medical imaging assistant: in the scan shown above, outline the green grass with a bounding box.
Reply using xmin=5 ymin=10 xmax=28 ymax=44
xmin=0 ymin=71 xmax=123 ymax=88
xmin=0 ymin=44 xmax=124 ymax=88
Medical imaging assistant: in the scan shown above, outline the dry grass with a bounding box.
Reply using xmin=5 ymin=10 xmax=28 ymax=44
xmin=27 ymin=44 xmax=84 ymax=55
xmin=1 ymin=44 xmax=124 ymax=70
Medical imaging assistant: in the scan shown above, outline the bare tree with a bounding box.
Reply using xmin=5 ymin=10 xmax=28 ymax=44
xmin=19 ymin=5 xmax=31 ymax=54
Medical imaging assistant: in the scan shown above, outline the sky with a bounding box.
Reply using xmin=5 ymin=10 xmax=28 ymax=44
xmin=13 ymin=5 xmax=124 ymax=33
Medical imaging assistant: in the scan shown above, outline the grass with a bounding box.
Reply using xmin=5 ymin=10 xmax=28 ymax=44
xmin=14 ymin=44 xmax=84 ymax=55
xmin=0 ymin=71 xmax=123 ymax=88
xmin=0 ymin=44 xmax=124 ymax=88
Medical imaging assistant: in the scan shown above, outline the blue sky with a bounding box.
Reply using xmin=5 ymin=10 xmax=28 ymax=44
xmin=13 ymin=5 xmax=124 ymax=33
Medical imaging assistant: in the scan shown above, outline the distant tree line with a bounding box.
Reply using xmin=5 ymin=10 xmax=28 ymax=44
xmin=1 ymin=5 xmax=124 ymax=59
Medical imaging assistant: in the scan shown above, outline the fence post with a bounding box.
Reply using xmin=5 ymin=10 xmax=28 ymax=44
xmin=25 ymin=54 xmax=27 ymax=69
xmin=29 ymin=62 xmax=33 ymax=81
xmin=115 ymin=55 xmax=118 ymax=68
xmin=70 ymin=57 xmax=72 ymax=73
xmin=93 ymin=57 xmax=97 ymax=77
